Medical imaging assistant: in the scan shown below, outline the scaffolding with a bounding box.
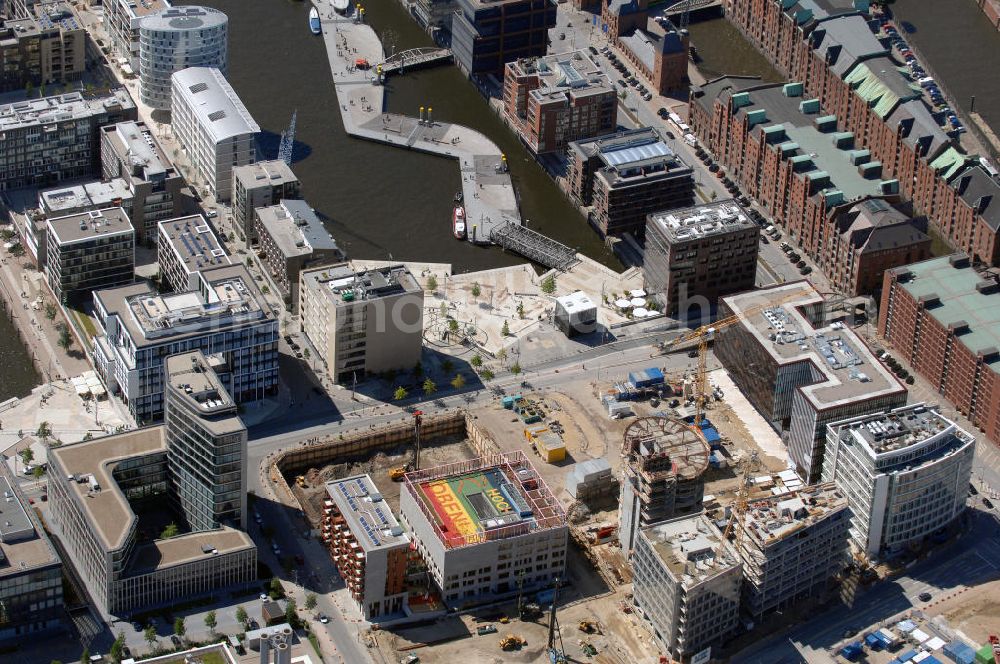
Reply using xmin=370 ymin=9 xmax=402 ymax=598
xmin=490 ymin=222 xmax=579 ymax=271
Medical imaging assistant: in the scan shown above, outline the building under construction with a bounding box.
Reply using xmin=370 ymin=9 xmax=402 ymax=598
xmin=632 ymin=513 xmax=742 ymax=661
xmin=618 ymin=416 xmax=711 ymax=555
xmin=735 ymin=483 xmax=850 ymax=619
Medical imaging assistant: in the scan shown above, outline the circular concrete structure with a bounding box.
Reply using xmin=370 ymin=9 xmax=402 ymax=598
xmin=138 ymin=6 xmax=228 ymax=110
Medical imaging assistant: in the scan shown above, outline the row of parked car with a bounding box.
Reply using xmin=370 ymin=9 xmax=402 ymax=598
xmin=590 ymin=45 xmax=654 ymax=101
xmin=879 ymin=17 xmax=964 ymax=134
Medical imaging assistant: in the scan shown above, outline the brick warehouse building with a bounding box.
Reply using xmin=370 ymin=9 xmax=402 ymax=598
xmin=879 ymin=253 xmax=1000 ymax=447
xmin=601 ymin=0 xmax=688 ymax=95
xmin=716 ymin=1 xmax=1000 ymax=266
xmin=502 ymin=51 xmax=617 ymax=155
xmin=687 ymin=78 xmax=936 ymax=298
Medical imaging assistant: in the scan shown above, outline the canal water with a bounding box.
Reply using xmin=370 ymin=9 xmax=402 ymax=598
xmin=686 ymin=18 xmax=783 ymax=84
xmin=200 ymin=0 xmax=620 ymax=273
xmin=0 ymin=307 xmax=41 ymax=402
xmin=891 ymin=0 xmax=1000 ymax=158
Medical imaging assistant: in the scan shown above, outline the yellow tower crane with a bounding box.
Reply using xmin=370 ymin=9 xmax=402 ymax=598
xmin=660 ymin=291 xmax=801 ymax=425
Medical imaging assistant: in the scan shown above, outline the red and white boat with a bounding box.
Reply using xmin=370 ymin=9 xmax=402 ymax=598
xmin=453 ymin=205 xmax=466 ymax=240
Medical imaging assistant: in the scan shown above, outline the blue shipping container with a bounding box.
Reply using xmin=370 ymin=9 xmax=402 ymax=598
xmin=645 ymin=367 xmax=665 ymax=384
xmin=943 ymin=640 xmax=975 ymax=664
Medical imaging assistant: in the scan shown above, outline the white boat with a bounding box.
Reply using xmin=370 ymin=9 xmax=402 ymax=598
xmin=309 ymin=7 xmax=321 ymax=34
xmin=332 ymin=0 xmax=350 ymax=14
xmin=453 ymin=206 xmax=466 ymax=240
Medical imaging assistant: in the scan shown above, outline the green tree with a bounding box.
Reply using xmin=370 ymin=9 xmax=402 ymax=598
xmin=480 ymin=369 xmax=495 ymax=381
xmin=82 ymin=432 xmax=94 ymax=442
xmin=451 ymin=373 xmax=465 ymax=390
xmin=32 ymin=465 xmax=45 ymax=480
xmin=270 ymin=577 xmax=284 ymax=597
xmin=471 ymin=282 xmax=482 ymax=298
xmin=448 ymin=318 xmax=459 ymax=334
xmin=470 ymin=354 xmax=482 ymax=368
xmin=173 ymin=616 xmax=186 ymax=640
xmin=79 ymin=650 xmax=89 ymax=664
xmin=393 ymin=386 xmax=408 ymax=401
xmin=204 ymin=610 xmax=217 ymax=634
xmin=422 ymin=378 xmax=436 ymax=396
xmin=36 ymin=422 xmax=51 ymax=443
xmin=285 ymin=598 xmax=299 ymax=628
xmin=439 ymin=301 xmax=448 ymax=318
xmin=501 ymin=320 xmax=510 ymax=336
xmin=235 ymin=605 xmax=249 ymax=629
xmin=303 ymin=347 xmax=310 ymax=360
xmin=305 ymin=593 xmax=317 ymax=611
xmin=19 ymin=447 xmax=33 ymax=467
xmin=426 ymin=274 xmax=438 ymax=291
xmin=110 ymin=631 xmax=125 ymax=663
xmin=261 ymin=285 xmax=270 ymax=295
xmin=517 ymin=301 xmax=525 ymax=319
xmin=57 ymin=323 xmax=72 ymax=352
xmin=161 ymin=522 xmax=179 ymax=539
xmin=44 ymin=303 xmax=57 ymax=320
xmin=497 ymin=348 xmax=508 ymax=366
xmin=143 ymin=625 xmax=157 ymax=650
xmin=541 ymin=275 xmax=556 ymax=294
xmin=511 ymin=362 xmax=522 ymax=375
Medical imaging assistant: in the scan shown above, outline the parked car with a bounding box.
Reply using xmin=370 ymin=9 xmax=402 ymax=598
xmin=657 ymin=107 xmax=668 ymax=118
xmin=318 ymin=614 xmax=330 ymax=624
xmin=799 ymin=265 xmax=812 ymax=275
xmin=918 ymin=592 xmax=932 ymax=602
xmin=708 ymin=164 xmax=720 ymax=173
xmin=589 ymin=45 xmax=598 ymax=55
xmin=797 ymin=260 xmax=807 ymax=269
xmin=666 ymin=130 xmax=676 ymax=140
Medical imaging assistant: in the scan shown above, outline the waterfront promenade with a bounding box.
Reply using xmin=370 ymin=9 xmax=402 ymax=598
xmin=315 ymin=2 xmax=522 ymax=243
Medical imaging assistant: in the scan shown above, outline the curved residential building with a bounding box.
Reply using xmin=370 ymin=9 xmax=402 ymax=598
xmin=138 ymin=5 xmax=228 ymax=110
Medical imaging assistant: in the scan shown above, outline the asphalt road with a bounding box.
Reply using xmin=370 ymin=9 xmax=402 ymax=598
xmin=734 ymin=509 xmax=1000 ymax=663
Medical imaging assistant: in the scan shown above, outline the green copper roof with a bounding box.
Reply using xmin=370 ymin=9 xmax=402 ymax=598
xmin=930 ymin=147 xmax=967 ymax=180
xmin=843 ymin=63 xmax=917 ymax=120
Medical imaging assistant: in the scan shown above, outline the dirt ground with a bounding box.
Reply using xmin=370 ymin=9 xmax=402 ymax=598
xmin=933 ymin=578 xmax=1000 ymax=644
xmin=289 ymin=435 xmax=479 ymax=523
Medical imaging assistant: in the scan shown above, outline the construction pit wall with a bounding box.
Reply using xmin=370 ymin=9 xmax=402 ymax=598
xmin=271 ymin=411 xmax=500 ymax=527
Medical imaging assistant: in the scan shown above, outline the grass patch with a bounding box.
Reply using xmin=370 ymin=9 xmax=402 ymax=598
xmin=307 ymin=633 xmax=324 ymax=663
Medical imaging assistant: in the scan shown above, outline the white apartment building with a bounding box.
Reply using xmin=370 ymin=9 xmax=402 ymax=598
xmin=104 ymin=0 xmax=172 ymax=72
xmin=92 ymin=264 xmax=278 ymax=423
xmin=170 ymin=67 xmax=258 ymax=202
xmin=137 ymin=5 xmax=227 ymax=110
xmin=823 ymin=404 xmax=975 ymax=558
xmin=399 ymin=452 xmax=568 ymax=606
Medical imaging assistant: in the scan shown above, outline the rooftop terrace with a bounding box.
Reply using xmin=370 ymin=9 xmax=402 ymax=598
xmin=256 ymin=199 xmax=341 ymax=259
xmin=831 ymin=403 xmax=975 ymax=460
xmin=0 ymin=90 xmax=133 ymax=131
xmin=303 ymin=263 xmax=420 ymax=306
xmin=511 ymin=50 xmax=612 ymax=103
xmin=159 ymin=215 xmax=231 ymax=274
xmin=102 ymin=121 xmax=174 ymax=182
xmin=164 ymin=351 xmax=244 ymax=436
xmin=40 ymin=179 xmax=132 ymax=215
xmin=47 ymin=207 xmax=134 ymax=245
xmin=403 ymin=451 xmax=565 ymax=549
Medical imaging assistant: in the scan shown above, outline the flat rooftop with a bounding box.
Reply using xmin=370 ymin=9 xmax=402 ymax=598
xmin=0 ymin=467 xmax=60 ymax=578
xmin=127 ymin=527 xmax=253 ymax=574
xmin=723 ymin=281 xmax=904 ymax=410
xmin=641 ymin=513 xmax=739 ymax=586
xmin=40 ymin=179 xmax=132 ymax=215
xmin=303 ymin=263 xmax=420 ymax=307
xmin=164 ymin=351 xmax=245 ymax=436
xmin=511 ymin=50 xmax=613 ymax=103
xmin=102 ymin=121 xmax=174 ymax=182
xmin=95 ymin=265 xmax=270 ymax=348
xmin=741 ymin=482 xmax=848 ymax=548
xmin=47 ymin=207 xmax=134 ymax=245
xmin=892 ymin=255 xmax=1000 ymax=368
xmin=159 ymin=215 xmax=231 ymax=274
xmin=571 ymin=127 xmax=692 ymax=187
xmin=256 ymin=199 xmax=341 ymax=259
xmin=49 ymin=427 xmax=166 ymax=551
xmin=171 ymin=67 xmax=259 ymax=143
xmin=650 ymin=199 xmax=756 ymax=243
xmin=325 ymin=475 xmax=408 ymax=553
xmin=140 ymin=5 xmax=226 ymax=31
xmin=233 ymin=159 xmax=298 ymax=188
xmin=831 ymin=403 xmax=974 ymax=463
xmin=403 ymin=451 xmax=566 ymax=549
xmin=0 ymin=90 xmax=133 ymax=131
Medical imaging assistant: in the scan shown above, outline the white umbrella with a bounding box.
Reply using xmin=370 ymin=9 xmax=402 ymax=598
xmin=633 ymin=307 xmax=649 ymax=317
xmin=630 ymin=289 xmax=646 ymax=298
xmin=615 ymin=299 xmax=632 ymax=308
xmin=630 ymin=297 xmax=647 ymax=307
